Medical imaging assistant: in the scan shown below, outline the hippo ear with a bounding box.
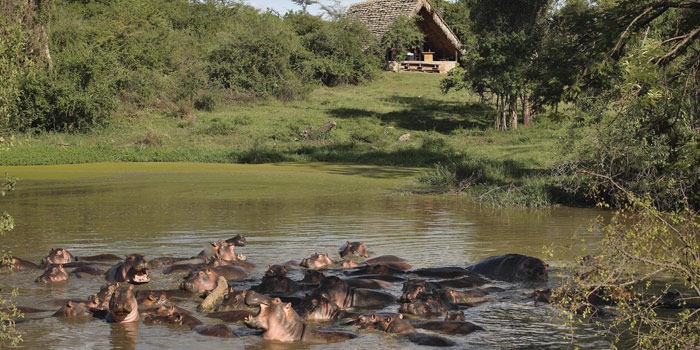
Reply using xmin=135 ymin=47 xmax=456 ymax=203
xmin=173 ymin=312 xmax=183 ymax=322
xmin=273 ymin=298 xmax=282 ymax=303
xmin=66 ymin=300 xmax=73 ymax=308
xmin=128 ymin=284 xmax=134 ymax=291
xmin=210 ymin=242 xmax=217 ymax=247
xmin=386 ymin=316 xmax=393 ymax=324
xmin=398 ymin=314 xmax=404 ymax=319
xmin=311 ymin=299 xmax=318 ymax=306
xmin=346 ymin=241 xmax=350 ymax=246
xmin=544 ymin=264 xmax=549 ymax=270
xmin=169 ymin=305 xmax=175 ymax=313
xmin=124 ymin=255 xmax=129 ymax=259
xmin=267 ymin=264 xmax=271 ymax=269
xmin=370 ymin=314 xmax=377 ymax=322
xmin=284 ymin=303 xmax=292 ymax=310
xmin=359 ymin=315 xmax=367 ymax=322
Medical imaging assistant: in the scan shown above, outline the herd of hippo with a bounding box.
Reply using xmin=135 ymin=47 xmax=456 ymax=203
xmin=2 ymin=236 xmax=554 ymax=346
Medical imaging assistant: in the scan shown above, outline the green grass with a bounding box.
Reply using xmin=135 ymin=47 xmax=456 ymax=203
xmin=1 ymin=72 xmax=569 ymax=206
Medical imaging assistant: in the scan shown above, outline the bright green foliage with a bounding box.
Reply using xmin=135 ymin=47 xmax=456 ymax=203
xmin=1 ymin=175 xmax=22 ymax=347
xmin=286 ymin=13 xmax=380 ymax=86
xmin=380 ymin=15 xmax=425 ymax=61
xmin=560 ymin=1 xmax=700 ymax=210
xmin=0 ymin=0 xmax=380 ymax=133
xmin=557 ymin=182 xmax=700 ymax=349
xmin=442 ymin=0 xmax=553 ymax=129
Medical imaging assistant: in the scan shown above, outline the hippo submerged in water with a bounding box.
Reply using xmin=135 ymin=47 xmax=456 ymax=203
xmin=105 ymin=254 xmax=150 ymax=284
xmin=467 ymin=253 xmax=548 ymax=282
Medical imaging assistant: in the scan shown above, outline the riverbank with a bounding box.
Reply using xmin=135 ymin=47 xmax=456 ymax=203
xmin=1 ymin=72 xmax=567 ymax=206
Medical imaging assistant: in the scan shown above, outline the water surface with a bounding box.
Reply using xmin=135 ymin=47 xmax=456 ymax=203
xmin=1 ymin=162 xmax=608 ymax=349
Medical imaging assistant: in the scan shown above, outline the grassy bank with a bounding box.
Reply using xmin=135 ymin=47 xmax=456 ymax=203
xmin=1 ymin=72 xmax=567 ymax=205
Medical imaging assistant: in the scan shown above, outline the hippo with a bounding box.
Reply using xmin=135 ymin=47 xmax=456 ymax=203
xmin=401 ymin=280 xmax=441 ymax=302
xmin=206 ymin=310 xmax=256 ymax=323
xmin=216 ymin=288 xmax=249 ymax=312
xmin=181 ymin=267 xmax=221 ymax=293
xmin=52 ymin=301 xmax=94 ymax=318
xmin=412 ymin=266 xmax=480 ymax=279
xmin=340 ymin=260 xmax=360 ymax=269
xmin=265 ymin=264 xmax=289 ymax=277
xmin=104 ymin=254 xmax=150 ymax=284
xmin=1 ymin=256 xmax=40 ymax=271
xmin=466 ymin=254 xmax=548 ymax=282
xmin=106 ymin=284 xmax=139 ymax=323
xmin=137 ymin=291 xmax=168 ymax=308
xmin=344 ymin=264 xmax=405 ymax=276
xmin=75 ymin=253 xmax=123 ymax=263
xmin=439 ymin=288 xmax=488 ymax=304
xmin=253 ymin=274 xmax=299 ymax=294
xmin=365 ymin=255 xmax=413 ymax=270
xmin=300 ymin=270 xmax=325 ymax=285
xmin=35 ymin=265 xmax=68 ymax=284
xmin=316 ymin=276 xmax=396 ymax=310
xmin=225 ymin=234 xmax=247 ymax=246
xmin=145 ymin=311 xmax=202 ymax=326
xmin=298 ymin=296 xmax=359 ymax=321
xmin=445 ymin=311 xmax=465 ymax=321
xmin=244 ymin=297 xmax=357 ymax=343
xmin=42 ymin=248 xmax=75 ymax=266
xmin=210 ymin=241 xmax=254 ymax=270
xmin=374 ymin=314 xmax=456 ymax=347
xmin=147 ymin=257 xmax=192 ymax=269
xmin=194 ymin=324 xmax=238 ymax=338
xmin=399 ymin=295 xmax=454 ymax=316
xmin=339 ymin=241 xmax=369 ymax=259
xmin=70 ymin=265 xmax=106 ymax=277
xmin=300 ymin=253 xmax=334 ymax=269
xmin=414 ymin=320 xmax=484 ymax=335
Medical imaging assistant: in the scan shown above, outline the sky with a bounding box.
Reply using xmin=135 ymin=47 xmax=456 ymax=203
xmin=244 ymin=0 xmax=367 ymax=16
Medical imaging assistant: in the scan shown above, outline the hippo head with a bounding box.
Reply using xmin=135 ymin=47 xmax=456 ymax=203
xmin=354 ymin=314 xmax=381 ymax=330
xmin=340 ymin=260 xmax=359 ymax=269
xmin=225 ymin=234 xmax=247 ymax=247
xmin=401 ymin=280 xmax=428 ymax=303
xmin=219 ymin=287 xmax=248 ymax=310
xmin=141 ymin=292 xmax=168 ymax=307
xmin=340 ymin=241 xmax=369 ymax=258
xmin=123 ymin=254 xmax=150 ymax=284
xmin=318 ymin=276 xmax=350 ymax=309
xmin=96 ymin=283 xmax=117 ymax=308
xmin=265 ymin=264 xmax=288 ymax=278
xmin=53 ymin=300 xmax=93 ymax=318
xmin=378 ymin=314 xmax=415 ymax=334
xmin=399 ymin=295 xmax=444 ymax=316
xmin=516 ymin=257 xmax=549 ymax=282
xmin=35 ymin=264 xmax=68 ymax=284
xmin=445 ymin=311 xmax=465 ymax=321
xmin=244 ymin=297 xmax=303 ymax=342
xmin=301 ymin=296 xmax=339 ymax=320
xmin=108 ymin=283 xmax=139 ymax=323
xmin=244 ymin=289 xmax=272 ymax=307
xmin=42 ymin=248 xmax=75 ymax=266
xmin=181 ymin=267 xmax=218 ymax=293
xmin=212 ymin=241 xmax=244 ymax=262
xmin=300 ymin=253 xmax=333 ymax=269
xmin=301 ymin=270 xmax=325 ymax=284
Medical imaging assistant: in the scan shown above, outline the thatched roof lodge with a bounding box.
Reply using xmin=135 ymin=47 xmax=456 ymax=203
xmin=346 ymin=0 xmax=463 ymax=72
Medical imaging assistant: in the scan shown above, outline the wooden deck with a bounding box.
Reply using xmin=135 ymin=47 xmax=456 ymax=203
xmin=398 ymin=60 xmax=457 ymax=74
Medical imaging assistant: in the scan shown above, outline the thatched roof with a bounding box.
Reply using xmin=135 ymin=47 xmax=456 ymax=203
xmin=346 ymin=0 xmax=463 ymax=58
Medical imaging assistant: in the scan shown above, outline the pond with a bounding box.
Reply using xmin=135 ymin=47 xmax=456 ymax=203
xmin=1 ymin=162 xmax=609 ymax=349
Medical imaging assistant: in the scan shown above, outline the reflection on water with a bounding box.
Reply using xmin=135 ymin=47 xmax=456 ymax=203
xmin=0 ymin=163 xmax=610 ymax=349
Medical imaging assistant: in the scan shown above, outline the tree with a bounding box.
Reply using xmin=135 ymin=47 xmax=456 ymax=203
xmin=380 ymin=15 xmax=425 ymax=61
xmin=1 ymin=175 xmax=22 ymax=347
xmin=441 ymin=0 xmax=553 ymax=130
xmin=292 ymin=0 xmax=317 ymax=14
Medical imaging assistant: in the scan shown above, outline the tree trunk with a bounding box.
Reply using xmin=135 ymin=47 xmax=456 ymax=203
xmin=494 ymin=95 xmax=501 ymax=129
xmin=522 ymin=91 xmax=531 ymax=126
xmin=500 ymin=95 xmax=508 ymax=130
xmin=509 ymin=94 xmax=518 ymax=130
xmin=39 ymin=24 xmax=52 ymax=70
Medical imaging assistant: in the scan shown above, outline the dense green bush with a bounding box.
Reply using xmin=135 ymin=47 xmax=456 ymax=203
xmin=286 ymin=13 xmax=380 ymax=86
xmin=1 ymin=0 xmax=379 ymax=133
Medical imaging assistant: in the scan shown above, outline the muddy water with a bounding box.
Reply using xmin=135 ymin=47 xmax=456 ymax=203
xmin=1 ymin=163 xmax=609 ymax=349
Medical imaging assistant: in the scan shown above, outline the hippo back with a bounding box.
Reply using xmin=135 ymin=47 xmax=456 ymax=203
xmin=466 ymin=254 xmax=547 ymax=282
